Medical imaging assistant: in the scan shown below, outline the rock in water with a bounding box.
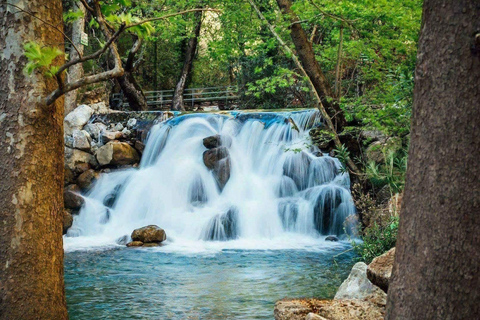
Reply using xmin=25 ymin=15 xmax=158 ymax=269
xmin=131 ymin=225 xmax=167 ymax=244
xmin=367 ymin=247 xmax=395 ymax=293
xmin=203 ymin=146 xmax=229 ymax=169
xmin=203 ymin=135 xmax=232 ymax=149
xmin=77 ymin=169 xmax=98 ymax=190
xmin=96 ymin=141 xmax=140 ymax=166
xmin=204 ymin=208 xmax=239 ymax=241
xmin=334 ymin=262 xmax=386 ymax=302
xmin=203 ymin=147 xmax=231 ymax=190
xmin=325 ymin=235 xmax=339 ymax=242
xmin=63 ymin=210 xmax=73 ymax=235
xmin=126 ymin=241 xmax=144 ymax=247
xmin=64 ymin=184 xmax=84 ymax=209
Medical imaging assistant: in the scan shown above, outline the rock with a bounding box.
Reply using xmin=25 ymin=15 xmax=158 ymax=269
xmin=360 ymin=130 xmax=387 ymax=143
xmin=312 ymin=151 xmax=323 ymax=157
xmin=309 ymin=128 xmax=335 ymax=150
xmin=121 ymin=128 xmax=131 ymax=137
xmin=101 ymin=130 xmax=123 ymax=143
xmin=64 ymin=105 xmax=94 ymax=135
xmin=143 ymin=243 xmax=160 ymax=247
xmin=134 ymin=140 xmax=145 ymax=154
xmin=274 ymin=298 xmax=384 ymax=320
xmin=325 ymin=235 xmax=339 ymax=242
xmin=204 ymin=207 xmax=239 ymax=241
xmin=71 ymin=129 xmax=91 ymax=151
xmin=83 ymin=122 xmax=107 ymax=140
xmin=96 ymin=141 xmax=140 ymax=166
xmin=64 ymin=184 xmax=84 ymax=209
xmin=63 ymin=210 xmax=73 ymax=235
xmin=203 ymin=146 xmax=229 ymax=169
xmin=366 ymin=137 xmax=402 ymax=164
xmin=65 ymin=147 xmax=98 ymax=172
xmin=367 ymin=247 xmax=395 ymax=293
xmin=64 ymin=165 xmax=76 ymax=186
xmin=77 ymin=169 xmax=98 ymax=190
xmin=131 ymin=225 xmax=167 ymax=243
xmin=305 ymin=313 xmax=328 ymax=320
xmin=64 ymin=135 xmax=75 ymax=148
xmin=90 ymin=101 xmax=109 ymax=114
xmin=114 ymin=123 xmax=124 ymax=131
xmin=127 ymin=118 xmax=137 ymax=129
xmin=126 ymin=241 xmax=144 ymax=247
xmin=116 ymin=235 xmax=130 ymax=245
xmin=203 ymin=135 xmax=232 ymax=149
xmin=334 ymin=262 xmax=386 ymax=303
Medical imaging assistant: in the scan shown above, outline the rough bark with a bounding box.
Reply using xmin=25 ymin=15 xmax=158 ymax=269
xmin=172 ymin=9 xmax=203 ymax=112
xmin=0 ymin=1 xmax=68 ymax=319
xmin=276 ymin=0 xmax=346 ymax=131
xmin=64 ymin=1 xmax=85 ymax=116
xmin=116 ymin=38 xmax=148 ymax=111
xmin=386 ymin=1 xmax=480 ymax=319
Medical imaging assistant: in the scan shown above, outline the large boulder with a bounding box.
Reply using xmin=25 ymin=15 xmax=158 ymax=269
xmin=203 ymin=147 xmax=231 ymax=189
xmin=64 ymin=105 xmax=94 ymax=135
xmin=367 ymin=247 xmax=395 ymax=293
xmin=274 ymin=298 xmax=384 ymax=320
xmin=65 ymin=147 xmax=98 ymax=173
xmin=334 ymin=262 xmax=386 ymax=302
xmin=96 ymin=141 xmax=140 ymax=166
xmin=101 ymin=130 xmax=124 ymax=143
xmin=131 ymin=225 xmax=166 ymax=243
xmin=64 ymin=184 xmax=84 ymax=209
xmin=203 ymin=146 xmax=229 ymax=169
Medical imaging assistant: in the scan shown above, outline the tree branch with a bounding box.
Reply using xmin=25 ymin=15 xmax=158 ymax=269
xmin=125 ymin=8 xmax=221 ymax=29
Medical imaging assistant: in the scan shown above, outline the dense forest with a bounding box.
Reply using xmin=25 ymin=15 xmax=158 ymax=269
xmin=0 ymin=0 xmax=479 ymax=319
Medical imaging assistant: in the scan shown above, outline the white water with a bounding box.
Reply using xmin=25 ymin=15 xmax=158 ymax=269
xmin=64 ymin=110 xmax=357 ymax=252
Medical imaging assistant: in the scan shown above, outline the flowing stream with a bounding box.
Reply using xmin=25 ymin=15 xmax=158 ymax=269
xmin=64 ymin=109 xmax=358 ymax=319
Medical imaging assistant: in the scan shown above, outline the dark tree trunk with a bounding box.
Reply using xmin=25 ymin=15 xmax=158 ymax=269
xmin=117 ymin=39 xmax=148 ymax=111
xmin=386 ymin=1 xmax=480 ymax=319
xmin=276 ymin=0 xmax=346 ymax=131
xmin=172 ymin=10 xmax=203 ymax=112
xmin=0 ymin=1 xmax=68 ymax=319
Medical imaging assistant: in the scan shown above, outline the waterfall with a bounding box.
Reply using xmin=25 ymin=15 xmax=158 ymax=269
xmin=65 ymin=110 xmax=357 ymax=251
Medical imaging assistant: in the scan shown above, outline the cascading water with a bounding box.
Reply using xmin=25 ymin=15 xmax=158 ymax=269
xmin=65 ymin=110 xmax=357 ymax=251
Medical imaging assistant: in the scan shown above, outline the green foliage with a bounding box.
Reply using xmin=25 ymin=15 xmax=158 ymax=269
xmin=63 ymin=9 xmax=85 ymax=25
xmin=366 ymin=148 xmax=408 ymax=194
xmin=333 ymin=144 xmax=350 ymax=172
xmin=23 ymin=42 xmax=63 ymax=77
xmin=352 ymin=215 xmax=399 ymax=264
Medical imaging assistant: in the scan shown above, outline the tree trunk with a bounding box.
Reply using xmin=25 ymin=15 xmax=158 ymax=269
xmin=64 ymin=1 xmax=85 ymax=116
xmin=172 ymin=10 xmax=203 ymax=112
xmin=0 ymin=1 xmax=68 ymax=319
xmin=386 ymin=1 xmax=480 ymax=319
xmin=276 ymin=0 xmax=346 ymax=131
xmin=116 ymin=38 xmax=148 ymax=111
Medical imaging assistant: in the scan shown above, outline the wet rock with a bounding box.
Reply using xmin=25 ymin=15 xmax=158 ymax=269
xmin=283 ymin=151 xmax=311 ymax=191
xmin=203 ymin=146 xmax=229 ymax=169
xmin=64 ymin=184 xmax=84 ymax=209
xmin=189 ymin=175 xmax=208 ymax=205
xmin=131 ymin=225 xmax=167 ymax=243
xmin=278 ymin=199 xmax=299 ymax=230
xmin=325 ymin=235 xmax=339 ymax=242
xmin=309 ymin=128 xmax=335 ymax=150
xmin=77 ymin=169 xmax=98 ymax=190
xmin=204 ymin=208 xmax=239 ymax=241
xmin=65 ymin=147 xmax=97 ymax=173
xmin=367 ymin=247 xmax=395 ymax=293
xmin=103 ymin=184 xmax=122 ymax=208
xmin=96 ymin=141 xmax=140 ymax=166
xmin=64 ymin=105 xmax=94 ymax=135
xmin=83 ymin=122 xmax=107 ymax=140
xmin=116 ymin=235 xmax=130 ymax=245
xmin=143 ymin=243 xmax=160 ymax=247
xmin=312 ymin=187 xmax=343 ymax=235
xmin=71 ymin=129 xmax=91 ymax=151
xmin=134 ymin=140 xmax=145 ymax=154
xmin=334 ymin=262 xmax=386 ymax=302
xmin=126 ymin=241 xmax=144 ymax=247
xmin=121 ymin=128 xmax=132 ymax=137
xmin=63 ymin=210 xmax=73 ymax=235
xmin=203 ymin=135 xmax=232 ymax=149
xmin=274 ymin=298 xmax=384 ymax=320
xmin=64 ymin=165 xmax=76 ymax=186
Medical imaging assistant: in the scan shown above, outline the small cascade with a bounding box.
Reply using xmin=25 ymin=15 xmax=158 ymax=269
xmin=66 ymin=109 xmax=357 ymax=248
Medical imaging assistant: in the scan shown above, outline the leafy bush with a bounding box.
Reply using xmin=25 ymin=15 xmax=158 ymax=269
xmin=352 ymin=215 xmax=399 ymax=264
xmin=366 ymin=148 xmax=408 ymax=194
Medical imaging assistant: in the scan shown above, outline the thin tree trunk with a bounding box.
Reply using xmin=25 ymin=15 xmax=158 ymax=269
xmin=116 ymin=38 xmax=148 ymax=111
xmin=334 ymin=26 xmax=344 ymax=100
xmin=386 ymin=1 xmax=480 ymax=319
xmin=64 ymin=1 xmax=85 ymax=116
xmin=172 ymin=10 xmax=203 ymax=112
xmin=276 ymin=0 xmax=347 ymax=131
xmin=0 ymin=1 xmax=68 ymax=319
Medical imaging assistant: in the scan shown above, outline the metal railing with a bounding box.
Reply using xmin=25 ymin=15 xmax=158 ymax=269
xmin=112 ymin=86 xmax=239 ymax=109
